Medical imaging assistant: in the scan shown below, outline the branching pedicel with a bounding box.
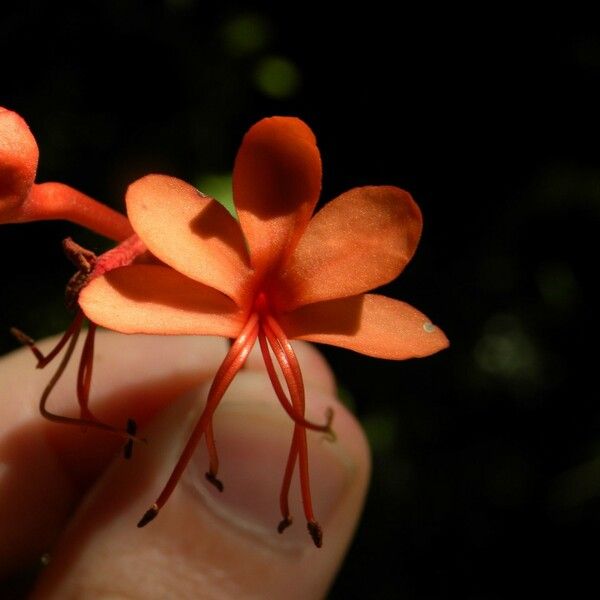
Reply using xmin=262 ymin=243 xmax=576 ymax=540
xmin=0 ymin=107 xmax=449 ymax=547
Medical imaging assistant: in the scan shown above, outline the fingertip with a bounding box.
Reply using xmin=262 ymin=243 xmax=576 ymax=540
xmin=32 ymin=369 xmax=370 ymax=599
xmin=0 ymin=331 xmax=229 ymax=578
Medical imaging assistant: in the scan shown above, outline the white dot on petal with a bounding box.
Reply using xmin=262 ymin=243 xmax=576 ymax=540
xmin=423 ymin=321 xmax=436 ymax=333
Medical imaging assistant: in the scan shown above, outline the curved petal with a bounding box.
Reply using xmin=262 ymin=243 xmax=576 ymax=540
xmin=276 ymin=186 xmax=422 ymax=310
xmin=79 ymin=265 xmax=245 ymax=337
xmin=280 ymin=294 xmax=449 ymax=360
xmin=0 ymin=107 xmax=39 ymax=222
xmin=126 ymin=175 xmax=252 ymax=306
xmin=233 ymin=117 xmax=322 ymax=275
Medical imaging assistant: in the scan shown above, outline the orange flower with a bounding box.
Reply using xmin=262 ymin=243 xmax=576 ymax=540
xmin=79 ymin=117 xmax=448 ymax=546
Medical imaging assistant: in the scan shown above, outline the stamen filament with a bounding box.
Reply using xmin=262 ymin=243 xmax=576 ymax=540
xmin=262 ymin=316 xmax=323 ymax=547
xmin=36 ymin=320 xmax=139 ymax=441
xmin=76 ymin=322 xmax=96 ymax=420
xmin=11 ymin=311 xmax=85 ymax=368
xmin=14 ymin=312 xmax=143 ymax=446
xmin=258 ymin=330 xmax=332 ymax=433
xmin=138 ymin=314 xmax=260 ymax=526
xmin=277 ymin=427 xmax=299 ymax=533
xmin=205 ymin=422 xmax=224 ymax=492
xmin=13 ymin=233 xmax=149 ymax=454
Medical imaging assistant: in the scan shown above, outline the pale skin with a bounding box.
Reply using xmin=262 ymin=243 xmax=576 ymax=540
xmin=0 ymin=330 xmax=370 ymax=599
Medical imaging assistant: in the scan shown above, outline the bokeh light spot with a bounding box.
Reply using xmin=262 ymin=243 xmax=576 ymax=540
xmin=536 ymin=261 xmax=579 ymax=311
xmin=362 ymin=411 xmax=399 ymax=455
xmin=222 ymin=13 xmax=271 ymax=57
xmin=474 ymin=313 xmax=542 ymax=385
xmin=254 ymin=56 xmax=301 ymax=99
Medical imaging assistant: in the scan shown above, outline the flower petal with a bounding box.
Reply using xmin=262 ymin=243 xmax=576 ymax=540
xmin=233 ymin=117 xmax=322 ymax=275
xmin=276 ymin=186 xmax=422 ymax=309
xmin=126 ymin=175 xmax=251 ymax=306
xmin=79 ymin=265 xmax=245 ymax=337
xmin=280 ymin=294 xmax=449 ymax=359
xmin=0 ymin=107 xmax=39 ymax=222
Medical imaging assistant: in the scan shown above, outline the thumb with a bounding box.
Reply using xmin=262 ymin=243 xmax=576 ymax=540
xmin=32 ymin=345 xmax=370 ymax=600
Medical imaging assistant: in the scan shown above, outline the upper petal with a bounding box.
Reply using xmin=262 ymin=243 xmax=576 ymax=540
xmin=79 ymin=264 xmax=245 ymax=337
xmin=233 ymin=117 xmax=322 ymax=275
xmin=0 ymin=107 xmax=39 ymax=222
xmin=276 ymin=186 xmax=422 ymax=310
xmin=280 ymin=293 xmax=448 ymax=360
xmin=126 ymin=175 xmax=252 ymax=306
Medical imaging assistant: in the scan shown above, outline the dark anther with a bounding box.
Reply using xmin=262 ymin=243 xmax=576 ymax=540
xmin=123 ymin=419 xmax=137 ymax=459
xmin=137 ymin=504 xmax=159 ymax=528
xmin=10 ymin=327 xmax=34 ymax=347
xmin=323 ymin=407 xmax=337 ymax=442
xmin=62 ymin=237 xmax=96 ymax=272
xmin=205 ymin=471 xmax=224 ymax=492
xmin=307 ymin=520 xmax=323 ymax=548
xmin=62 ymin=238 xmax=98 ymax=308
xmin=277 ymin=517 xmax=293 ymax=534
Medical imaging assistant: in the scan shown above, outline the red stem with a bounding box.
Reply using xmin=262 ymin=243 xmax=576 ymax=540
xmin=22 ymin=182 xmax=134 ymax=242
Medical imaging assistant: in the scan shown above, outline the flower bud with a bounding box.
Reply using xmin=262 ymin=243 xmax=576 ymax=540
xmin=0 ymin=107 xmax=39 ymax=223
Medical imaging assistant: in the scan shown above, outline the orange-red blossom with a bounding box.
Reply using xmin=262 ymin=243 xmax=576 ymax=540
xmin=76 ymin=117 xmax=449 ymax=546
xmin=2 ymin=107 xmax=447 ymax=546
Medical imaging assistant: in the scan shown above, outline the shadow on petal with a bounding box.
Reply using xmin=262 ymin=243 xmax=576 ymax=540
xmin=106 ymin=266 xmax=240 ymax=316
xmin=80 ymin=265 xmax=244 ymax=337
xmin=282 ymin=296 xmax=364 ymax=336
xmin=189 ymin=201 xmax=248 ymax=263
xmin=281 ymin=294 xmax=448 ymax=360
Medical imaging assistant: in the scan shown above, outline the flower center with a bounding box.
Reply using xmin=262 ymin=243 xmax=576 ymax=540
xmin=253 ymin=289 xmax=271 ymax=317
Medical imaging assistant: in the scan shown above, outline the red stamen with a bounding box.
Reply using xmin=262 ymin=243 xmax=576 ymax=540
xmin=277 ymin=427 xmax=299 ymax=533
xmin=258 ymin=330 xmax=333 ymax=433
xmin=39 ymin=316 xmax=82 ymax=425
xmin=137 ymin=294 xmax=327 ymax=547
xmin=205 ymin=422 xmax=224 ymax=492
xmin=76 ymin=322 xmax=96 ymax=421
xmin=262 ymin=315 xmax=323 ymax=547
xmin=138 ymin=314 xmax=260 ymax=526
xmin=12 ymin=236 xmax=148 ymax=457
xmin=11 ymin=311 xmax=85 ymax=368
xmin=13 ymin=311 xmax=142 ymax=448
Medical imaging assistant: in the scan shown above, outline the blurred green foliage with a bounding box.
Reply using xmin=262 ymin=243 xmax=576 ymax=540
xmin=196 ymin=172 xmax=236 ymax=216
xmin=254 ymin=55 xmax=301 ymax=98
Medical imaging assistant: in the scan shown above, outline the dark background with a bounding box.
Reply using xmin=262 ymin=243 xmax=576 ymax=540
xmin=1 ymin=3 xmax=598 ymax=598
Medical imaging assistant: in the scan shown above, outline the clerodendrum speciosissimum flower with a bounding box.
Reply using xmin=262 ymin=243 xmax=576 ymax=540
xmin=2 ymin=109 xmax=448 ymax=547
